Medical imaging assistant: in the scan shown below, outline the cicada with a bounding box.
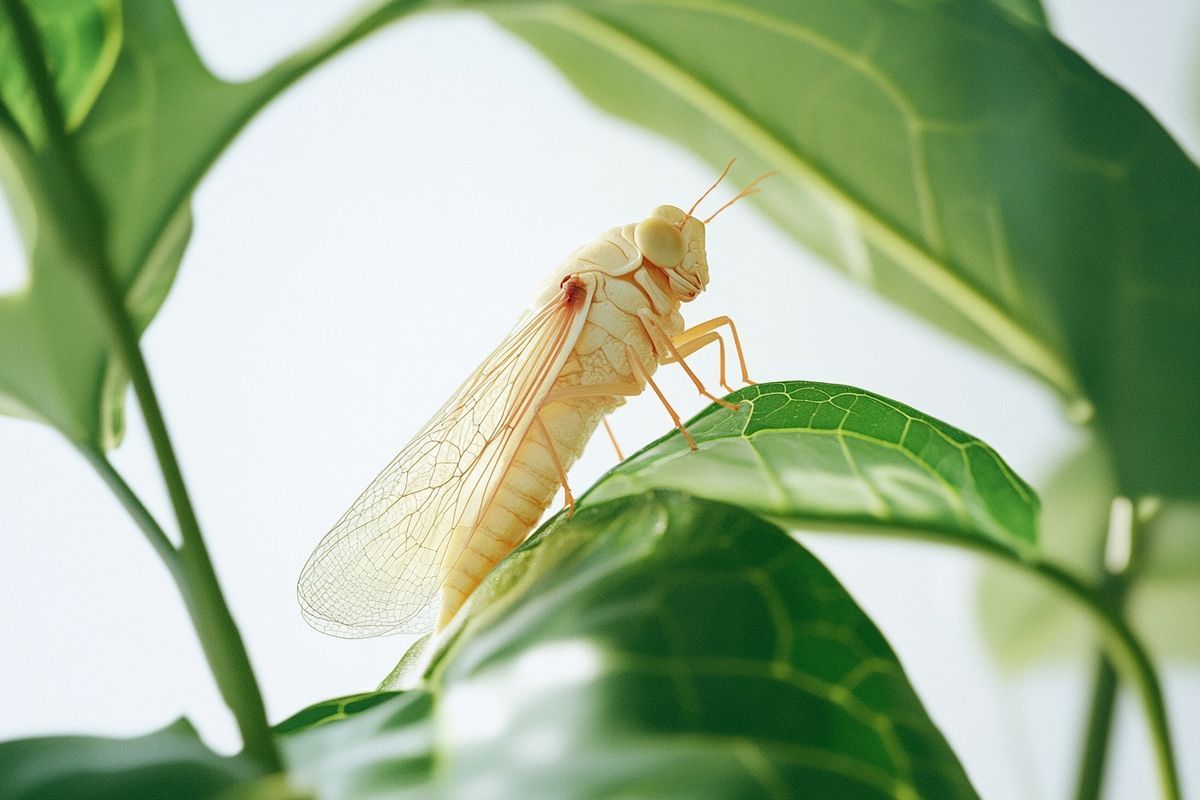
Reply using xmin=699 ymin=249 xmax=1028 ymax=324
xmin=298 ymin=164 xmax=764 ymax=636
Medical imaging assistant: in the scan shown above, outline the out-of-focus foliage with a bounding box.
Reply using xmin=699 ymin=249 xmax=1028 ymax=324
xmin=284 ymin=493 xmax=980 ymax=800
xmin=979 ymin=440 xmax=1200 ymax=668
xmin=0 ymin=719 xmax=260 ymax=800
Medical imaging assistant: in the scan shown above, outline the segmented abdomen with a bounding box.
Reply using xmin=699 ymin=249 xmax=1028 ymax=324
xmin=436 ymin=393 xmax=616 ymax=626
xmin=436 ymin=275 xmax=676 ymax=628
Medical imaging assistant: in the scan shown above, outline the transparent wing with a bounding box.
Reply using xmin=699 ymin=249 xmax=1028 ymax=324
xmin=298 ymin=281 xmax=592 ymax=637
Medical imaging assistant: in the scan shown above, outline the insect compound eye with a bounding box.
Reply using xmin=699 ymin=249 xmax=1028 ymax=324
xmin=634 ymin=216 xmax=685 ymax=268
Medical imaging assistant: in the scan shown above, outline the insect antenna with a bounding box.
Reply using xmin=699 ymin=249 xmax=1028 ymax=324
xmin=702 ymin=170 xmax=777 ymax=224
xmin=679 ymin=157 xmax=737 ymax=227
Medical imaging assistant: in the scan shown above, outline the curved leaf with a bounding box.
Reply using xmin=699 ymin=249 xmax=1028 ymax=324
xmin=0 ymin=719 xmax=260 ymax=800
xmin=287 ymin=492 xmax=979 ymax=800
xmin=585 ymin=381 xmax=1038 ymax=551
xmin=483 ymin=0 xmax=1200 ymax=497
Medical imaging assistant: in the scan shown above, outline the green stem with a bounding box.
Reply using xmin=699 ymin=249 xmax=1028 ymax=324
xmin=1073 ymin=496 xmax=1143 ymax=800
xmin=4 ymin=0 xmax=280 ymax=771
xmin=916 ymin=532 xmax=1175 ymax=799
xmin=89 ymin=273 xmax=281 ymax=771
xmin=1075 ymin=653 xmax=1119 ymax=800
xmin=80 ymin=449 xmax=181 ymax=580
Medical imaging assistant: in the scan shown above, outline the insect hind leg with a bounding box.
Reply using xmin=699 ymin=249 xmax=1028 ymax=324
xmin=534 ymin=414 xmax=575 ymax=517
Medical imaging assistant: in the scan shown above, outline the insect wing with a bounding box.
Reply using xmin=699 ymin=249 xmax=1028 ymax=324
xmin=297 ymin=282 xmax=593 ymax=637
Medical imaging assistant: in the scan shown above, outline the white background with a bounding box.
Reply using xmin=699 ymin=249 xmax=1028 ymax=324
xmin=1 ymin=2 xmax=1196 ymax=798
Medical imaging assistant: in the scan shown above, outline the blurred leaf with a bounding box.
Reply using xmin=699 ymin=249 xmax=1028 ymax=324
xmin=988 ymin=0 xmax=1048 ymax=26
xmin=0 ymin=0 xmax=120 ymax=143
xmin=288 ymin=492 xmax=979 ymax=800
xmin=0 ymin=718 xmax=260 ymax=800
xmin=585 ymin=381 xmax=1038 ymax=550
xmin=281 ymin=689 xmax=436 ymax=799
xmin=978 ymin=440 xmax=1200 ymax=668
xmin=484 ymin=0 xmax=1200 ymax=498
xmin=274 ymin=692 xmax=402 ymax=736
xmin=0 ymin=0 xmax=421 ymax=449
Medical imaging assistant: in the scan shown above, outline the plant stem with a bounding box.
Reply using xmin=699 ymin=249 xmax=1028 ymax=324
xmin=90 ymin=276 xmax=282 ymax=772
xmin=1073 ymin=497 xmax=1142 ymax=800
xmin=80 ymin=449 xmax=182 ymax=581
xmin=4 ymin=0 xmax=280 ymax=771
xmin=1075 ymin=653 xmax=1119 ymax=800
xmin=897 ymin=529 xmax=1176 ymax=798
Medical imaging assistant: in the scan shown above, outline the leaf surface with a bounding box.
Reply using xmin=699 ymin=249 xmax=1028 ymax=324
xmin=585 ymin=381 xmax=1038 ymax=550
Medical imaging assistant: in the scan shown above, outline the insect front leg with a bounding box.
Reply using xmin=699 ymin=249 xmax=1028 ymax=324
xmin=671 ymin=316 xmax=755 ymax=386
xmin=665 ymin=331 xmax=732 ymax=394
xmin=639 ymin=310 xmax=739 ymax=411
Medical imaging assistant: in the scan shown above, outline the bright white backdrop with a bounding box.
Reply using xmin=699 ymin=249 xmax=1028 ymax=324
xmin=0 ymin=2 xmax=1196 ymax=799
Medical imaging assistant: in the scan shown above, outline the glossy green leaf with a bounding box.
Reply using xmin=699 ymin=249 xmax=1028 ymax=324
xmin=287 ymin=492 xmax=979 ymax=800
xmin=484 ymin=0 xmax=1200 ymax=497
xmin=979 ymin=440 xmax=1200 ymax=668
xmin=585 ymin=381 xmax=1038 ymax=551
xmin=0 ymin=719 xmax=260 ymax=800
xmin=0 ymin=0 xmax=421 ymax=449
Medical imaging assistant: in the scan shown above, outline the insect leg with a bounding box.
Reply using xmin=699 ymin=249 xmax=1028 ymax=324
xmin=543 ymin=381 xmax=642 ymax=404
xmin=672 ymin=316 xmax=755 ymax=385
xmin=665 ymin=331 xmax=732 ymax=393
xmin=601 ymin=417 xmax=625 ymax=461
xmin=534 ymin=414 xmax=575 ymax=517
xmin=640 ymin=311 xmax=739 ymax=411
xmin=625 ymin=343 xmax=698 ymax=451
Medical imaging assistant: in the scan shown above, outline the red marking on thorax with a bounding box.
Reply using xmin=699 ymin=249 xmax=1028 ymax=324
xmin=560 ymin=275 xmax=586 ymax=306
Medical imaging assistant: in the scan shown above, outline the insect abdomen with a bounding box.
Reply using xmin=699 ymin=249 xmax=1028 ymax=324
xmin=437 ymin=395 xmax=614 ymax=627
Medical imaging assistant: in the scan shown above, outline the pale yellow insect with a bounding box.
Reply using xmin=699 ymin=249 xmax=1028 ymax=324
xmin=298 ymin=164 xmax=765 ymax=636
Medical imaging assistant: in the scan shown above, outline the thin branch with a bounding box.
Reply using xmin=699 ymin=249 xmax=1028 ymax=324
xmin=79 ymin=448 xmax=181 ymax=575
xmin=4 ymin=0 xmax=280 ymax=771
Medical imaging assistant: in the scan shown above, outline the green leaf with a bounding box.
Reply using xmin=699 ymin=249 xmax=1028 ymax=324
xmin=286 ymin=492 xmax=979 ymax=800
xmin=0 ymin=719 xmax=261 ymax=800
xmin=979 ymin=440 xmax=1200 ymax=668
xmin=0 ymin=0 xmax=121 ymax=144
xmin=274 ymin=692 xmax=402 ymax=736
xmin=987 ymin=0 xmax=1048 ymax=27
xmin=585 ymin=381 xmax=1037 ymax=551
xmin=0 ymin=0 xmax=421 ymax=449
xmin=483 ymin=0 xmax=1200 ymax=498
